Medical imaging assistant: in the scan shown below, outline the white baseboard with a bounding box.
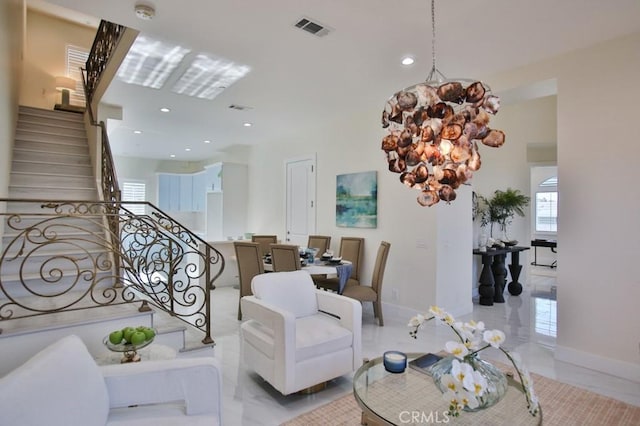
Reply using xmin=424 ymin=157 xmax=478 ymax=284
xmin=555 ymin=344 xmax=640 ymax=383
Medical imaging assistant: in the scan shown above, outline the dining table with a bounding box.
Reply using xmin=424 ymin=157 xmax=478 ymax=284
xmin=263 ymin=259 xmax=353 ymax=294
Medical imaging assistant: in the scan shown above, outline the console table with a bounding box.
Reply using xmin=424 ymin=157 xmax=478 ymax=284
xmin=530 ymin=239 xmax=557 ymax=268
xmin=473 ymin=246 xmax=530 ymax=306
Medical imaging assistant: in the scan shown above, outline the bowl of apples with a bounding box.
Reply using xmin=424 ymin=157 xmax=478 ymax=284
xmin=103 ymin=325 xmax=157 ymax=363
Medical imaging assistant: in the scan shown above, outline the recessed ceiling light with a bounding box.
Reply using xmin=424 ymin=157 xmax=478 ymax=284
xmin=170 ymin=154 xmax=176 ymax=158
xmin=203 ymin=140 xmax=211 ymax=144
xmin=243 ymin=122 xmax=252 ymax=127
xmin=160 ymin=107 xmax=170 ymax=112
xmin=185 ymin=148 xmax=191 ymax=152
xmin=133 ymin=130 xmax=142 ymax=134
xmin=401 ymin=56 xmax=415 ymax=66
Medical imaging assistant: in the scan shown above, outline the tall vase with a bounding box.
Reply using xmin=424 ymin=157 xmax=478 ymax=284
xmin=430 ymin=355 xmax=508 ymax=411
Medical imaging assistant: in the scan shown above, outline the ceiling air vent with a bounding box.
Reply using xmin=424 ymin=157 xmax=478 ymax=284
xmin=294 ymin=17 xmax=331 ymax=37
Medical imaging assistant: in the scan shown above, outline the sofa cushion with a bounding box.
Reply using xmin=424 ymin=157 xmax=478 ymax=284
xmin=295 ymin=313 xmax=353 ymax=362
xmin=0 ymin=334 xmax=109 ymax=426
xmin=252 ymin=270 xmax=318 ymax=318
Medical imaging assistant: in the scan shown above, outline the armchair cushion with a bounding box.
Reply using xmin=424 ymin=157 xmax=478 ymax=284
xmin=252 ymin=270 xmax=318 ymax=318
xmin=0 ymin=335 xmax=109 ymax=426
xmin=295 ymin=314 xmax=353 ymax=362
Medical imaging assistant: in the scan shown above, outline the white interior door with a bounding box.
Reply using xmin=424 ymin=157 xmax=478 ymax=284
xmin=285 ymin=157 xmax=316 ymax=247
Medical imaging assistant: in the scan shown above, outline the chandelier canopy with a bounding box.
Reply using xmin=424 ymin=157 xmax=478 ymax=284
xmin=380 ymin=0 xmax=505 ymax=207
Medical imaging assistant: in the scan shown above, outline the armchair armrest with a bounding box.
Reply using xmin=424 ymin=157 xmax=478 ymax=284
xmin=316 ymin=290 xmax=362 ymax=369
xmin=100 ymin=356 xmax=222 ymax=419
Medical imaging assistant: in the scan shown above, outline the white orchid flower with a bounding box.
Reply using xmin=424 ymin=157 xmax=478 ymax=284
xmin=451 ymin=359 xmax=474 ymax=384
xmin=483 ymin=329 xmax=506 ymax=348
xmin=465 ymin=369 xmax=488 ymax=397
xmin=445 ymin=341 xmax=469 ymax=359
xmin=458 ymin=389 xmax=479 ymax=409
xmin=442 ymin=390 xmax=464 ymax=415
xmin=429 ymin=305 xmax=446 ymax=319
xmin=442 ymin=313 xmax=456 ymax=325
xmin=440 ymin=374 xmax=460 ymax=393
xmin=408 ymin=313 xmax=425 ymax=327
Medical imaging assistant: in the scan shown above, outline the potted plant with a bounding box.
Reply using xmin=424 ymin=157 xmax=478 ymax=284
xmin=479 ymin=188 xmax=530 ymax=242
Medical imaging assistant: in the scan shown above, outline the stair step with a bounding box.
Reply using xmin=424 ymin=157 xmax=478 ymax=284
xmin=1 ymin=249 xmax=111 ymax=277
xmin=18 ymin=113 xmax=85 ymax=130
xmin=12 ymin=160 xmax=92 ymax=176
xmin=14 ymin=139 xmax=89 ymax=155
xmin=17 ymin=122 xmax=87 ymax=138
xmin=9 ymin=186 xmax=98 ymax=200
xmin=10 ymin=172 xmax=95 ymax=188
xmin=19 ymin=105 xmax=85 ymax=124
xmin=14 ymin=129 xmax=88 ymax=145
xmin=13 ymin=149 xmax=90 ymax=165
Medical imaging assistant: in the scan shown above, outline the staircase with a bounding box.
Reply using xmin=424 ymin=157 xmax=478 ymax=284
xmin=10 ymin=106 xmax=97 ymax=200
xmin=0 ymin=107 xmax=209 ymax=376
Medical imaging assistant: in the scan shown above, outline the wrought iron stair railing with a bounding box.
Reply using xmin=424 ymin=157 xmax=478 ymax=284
xmin=0 ymin=200 xmax=224 ymax=345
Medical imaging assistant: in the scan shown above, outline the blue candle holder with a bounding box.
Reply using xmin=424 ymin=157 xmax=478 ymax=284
xmin=383 ymin=350 xmax=407 ymax=373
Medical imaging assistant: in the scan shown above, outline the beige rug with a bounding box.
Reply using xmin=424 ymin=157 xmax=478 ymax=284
xmin=282 ymin=370 xmax=640 ymax=426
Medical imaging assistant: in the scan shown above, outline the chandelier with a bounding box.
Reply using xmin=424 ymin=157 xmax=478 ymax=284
xmin=380 ymin=0 xmax=505 ymax=207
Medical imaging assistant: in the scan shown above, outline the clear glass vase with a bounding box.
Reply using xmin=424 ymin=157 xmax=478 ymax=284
xmin=431 ymin=355 xmax=508 ymax=411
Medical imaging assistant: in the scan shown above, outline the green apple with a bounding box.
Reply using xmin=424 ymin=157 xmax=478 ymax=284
xmin=109 ymin=329 xmax=123 ymax=345
xmin=142 ymin=327 xmax=155 ymax=341
xmin=130 ymin=331 xmax=147 ymax=346
xmin=122 ymin=327 xmax=136 ymax=343
xmin=136 ymin=326 xmax=147 ymax=332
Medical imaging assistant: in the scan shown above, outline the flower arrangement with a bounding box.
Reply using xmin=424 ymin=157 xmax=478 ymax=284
xmin=409 ymin=306 xmax=539 ymax=417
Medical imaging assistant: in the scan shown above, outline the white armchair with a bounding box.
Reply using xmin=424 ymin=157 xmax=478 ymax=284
xmin=240 ymin=270 xmax=362 ymax=395
xmin=0 ymin=335 xmax=222 ymax=426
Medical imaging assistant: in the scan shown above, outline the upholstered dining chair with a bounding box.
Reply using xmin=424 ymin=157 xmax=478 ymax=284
xmin=315 ymin=237 xmax=364 ymax=292
xmin=234 ymin=241 xmax=264 ymax=320
xmin=270 ymin=244 xmax=301 ymax=272
xmin=251 ymin=234 xmax=278 ymax=258
xmin=307 ymin=235 xmax=331 ymax=255
xmin=240 ymin=270 xmax=362 ymax=395
xmin=342 ymin=241 xmax=391 ymax=326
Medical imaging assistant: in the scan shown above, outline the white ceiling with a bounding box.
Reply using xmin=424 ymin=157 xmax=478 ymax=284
xmin=30 ymin=0 xmax=640 ymax=161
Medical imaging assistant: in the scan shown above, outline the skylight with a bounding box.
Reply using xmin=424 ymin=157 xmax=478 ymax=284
xmin=171 ymin=54 xmax=250 ymax=100
xmin=117 ymin=35 xmax=190 ymax=89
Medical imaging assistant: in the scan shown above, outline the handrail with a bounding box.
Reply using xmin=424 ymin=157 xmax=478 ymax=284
xmin=0 ymin=199 xmax=224 ymax=345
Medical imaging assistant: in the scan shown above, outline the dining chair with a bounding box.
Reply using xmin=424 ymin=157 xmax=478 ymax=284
xmin=307 ymin=235 xmax=331 ymax=255
xmin=251 ymin=235 xmax=278 ymax=258
xmin=234 ymin=241 xmax=264 ymax=320
xmin=342 ymin=241 xmax=391 ymax=326
xmin=270 ymin=244 xmax=301 ymax=272
xmin=315 ymin=237 xmax=364 ymax=292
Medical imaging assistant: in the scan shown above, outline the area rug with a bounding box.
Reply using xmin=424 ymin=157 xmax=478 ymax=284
xmin=281 ymin=369 xmax=640 ymax=426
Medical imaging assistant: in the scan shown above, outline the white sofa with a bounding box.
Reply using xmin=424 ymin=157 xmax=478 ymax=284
xmin=240 ymin=270 xmax=362 ymax=395
xmin=0 ymin=335 xmax=222 ymax=426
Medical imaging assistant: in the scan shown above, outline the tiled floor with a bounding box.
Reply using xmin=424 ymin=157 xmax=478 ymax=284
xmin=203 ymin=266 xmax=639 ymax=425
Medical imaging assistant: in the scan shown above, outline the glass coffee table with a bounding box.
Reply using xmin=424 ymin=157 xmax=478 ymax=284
xmin=353 ymin=353 xmax=542 ymax=425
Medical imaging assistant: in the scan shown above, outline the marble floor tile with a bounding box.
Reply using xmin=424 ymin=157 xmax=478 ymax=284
xmin=202 ymin=266 xmax=639 ymax=425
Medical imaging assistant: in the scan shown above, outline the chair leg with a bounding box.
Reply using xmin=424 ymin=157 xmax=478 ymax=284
xmin=237 ymin=299 xmax=242 ymax=321
xmin=375 ymin=300 xmax=383 ymax=326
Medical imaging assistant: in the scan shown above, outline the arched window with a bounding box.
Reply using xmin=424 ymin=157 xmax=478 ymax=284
xmin=535 ymin=177 xmax=557 ymax=233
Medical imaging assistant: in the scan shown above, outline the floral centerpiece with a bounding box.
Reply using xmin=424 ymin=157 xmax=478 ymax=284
xmin=409 ymin=306 xmax=539 ymax=417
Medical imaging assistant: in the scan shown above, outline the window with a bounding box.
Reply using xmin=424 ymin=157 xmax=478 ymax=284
xmin=535 ymin=177 xmax=557 ymax=233
xmin=66 ymin=45 xmax=89 ymax=106
xmin=121 ymin=182 xmax=146 ymax=215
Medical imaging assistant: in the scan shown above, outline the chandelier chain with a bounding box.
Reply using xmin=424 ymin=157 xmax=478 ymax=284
xmin=431 ymin=0 xmax=436 ymax=74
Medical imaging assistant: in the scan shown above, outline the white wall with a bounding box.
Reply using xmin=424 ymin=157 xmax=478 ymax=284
xmin=486 ymin=32 xmax=640 ymax=380
xmin=0 ymin=0 xmax=24 ymax=208
xmin=19 ymin=9 xmax=94 ymax=110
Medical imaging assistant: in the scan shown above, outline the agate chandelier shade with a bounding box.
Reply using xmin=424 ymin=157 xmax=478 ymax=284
xmin=381 ymin=0 xmax=505 ymax=207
